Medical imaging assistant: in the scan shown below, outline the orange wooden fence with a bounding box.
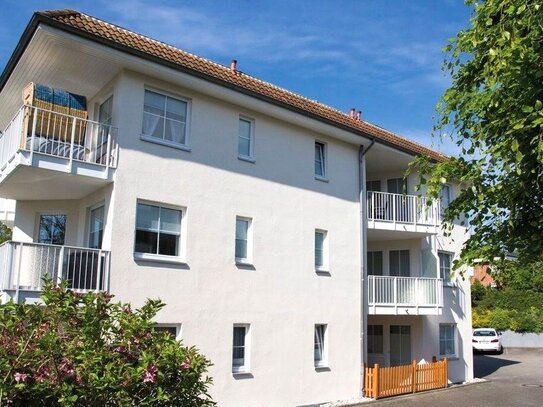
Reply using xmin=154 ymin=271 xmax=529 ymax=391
xmin=364 ymin=358 xmax=448 ymax=399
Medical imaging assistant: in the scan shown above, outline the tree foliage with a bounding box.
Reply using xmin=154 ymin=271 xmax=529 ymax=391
xmin=0 ymin=281 xmax=215 ymax=406
xmin=0 ymin=222 xmax=11 ymax=245
xmin=409 ymin=0 xmax=543 ymax=266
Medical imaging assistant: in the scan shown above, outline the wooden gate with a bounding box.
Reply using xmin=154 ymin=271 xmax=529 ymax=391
xmin=364 ymin=358 xmax=448 ymax=399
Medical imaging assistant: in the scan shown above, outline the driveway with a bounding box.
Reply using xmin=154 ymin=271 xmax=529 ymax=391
xmin=365 ymin=348 xmax=543 ymax=406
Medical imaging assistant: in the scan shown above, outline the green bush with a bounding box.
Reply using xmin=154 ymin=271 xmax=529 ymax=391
xmin=0 ymin=281 xmax=215 ymax=406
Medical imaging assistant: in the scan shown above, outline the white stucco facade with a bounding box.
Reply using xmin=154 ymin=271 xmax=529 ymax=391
xmin=0 ymin=17 xmax=473 ymax=406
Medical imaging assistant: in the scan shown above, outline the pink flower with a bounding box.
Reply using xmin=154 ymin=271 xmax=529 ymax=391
xmin=143 ymin=364 xmax=158 ymax=383
xmin=14 ymin=372 xmax=29 ymax=383
xmin=181 ymin=362 xmax=190 ymax=370
xmin=35 ymin=366 xmax=51 ymax=383
xmin=113 ymin=346 xmax=127 ymax=354
xmin=58 ymin=358 xmax=75 ymax=378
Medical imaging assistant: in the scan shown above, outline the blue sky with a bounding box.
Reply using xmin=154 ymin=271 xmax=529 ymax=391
xmin=1 ymin=1 xmax=472 ymax=155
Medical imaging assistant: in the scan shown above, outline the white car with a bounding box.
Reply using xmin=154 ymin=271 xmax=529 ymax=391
xmin=472 ymin=328 xmax=503 ymax=353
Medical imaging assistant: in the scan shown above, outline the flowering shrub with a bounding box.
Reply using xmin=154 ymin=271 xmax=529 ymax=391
xmin=0 ymin=281 xmax=215 ymax=406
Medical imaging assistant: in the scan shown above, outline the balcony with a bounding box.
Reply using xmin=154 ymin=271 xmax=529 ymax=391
xmin=0 ymin=105 xmax=118 ymax=200
xmin=367 ymin=275 xmax=443 ymax=315
xmin=367 ymin=191 xmax=440 ymax=235
xmin=0 ymin=241 xmax=110 ymax=303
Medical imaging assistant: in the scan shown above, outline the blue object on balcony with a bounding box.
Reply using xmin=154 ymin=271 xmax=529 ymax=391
xmin=33 ymin=84 xmax=87 ymax=110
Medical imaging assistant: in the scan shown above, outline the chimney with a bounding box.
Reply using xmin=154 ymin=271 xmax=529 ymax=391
xmin=356 ymin=111 xmax=361 ymax=121
xmin=230 ymin=59 xmax=237 ymax=73
xmin=349 ymin=108 xmax=355 ymax=119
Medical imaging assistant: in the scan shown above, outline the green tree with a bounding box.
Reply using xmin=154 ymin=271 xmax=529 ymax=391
xmin=410 ymin=0 xmax=543 ymax=267
xmin=0 ymin=281 xmax=215 ymax=406
xmin=0 ymin=222 xmax=11 ymax=244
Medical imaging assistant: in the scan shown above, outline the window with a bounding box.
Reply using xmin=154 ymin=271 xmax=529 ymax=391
xmin=88 ymin=205 xmax=104 ymax=249
xmin=315 ymin=230 xmax=328 ymax=271
xmin=314 ymin=324 xmax=328 ymax=368
xmin=389 ymin=250 xmax=410 ymax=277
xmin=367 ymin=251 xmax=383 ymax=276
xmin=238 ymin=117 xmax=254 ymax=159
xmin=142 ymin=89 xmax=188 ymax=146
xmin=135 ymin=203 xmax=182 ymax=257
xmin=367 ymin=325 xmax=383 ymax=354
xmin=38 ymin=214 xmax=66 ymax=245
xmin=154 ymin=325 xmax=180 ymax=339
xmin=439 ymin=251 xmax=453 ymax=285
xmin=366 ymin=180 xmax=381 ymax=192
xmin=314 ymin=141 xmax=326 ymax=178
xmin=440 ymin=185 xmax=451 ymax=214
xmin=235 ymin=217 xmax=252 ymax=263
xmin=232 ymin=324 xmax=250 ymax=373
xmin=439 ymin=324 xmax=456 ymax=357
xmin=387 ymin=178 xmax=407 ymax=194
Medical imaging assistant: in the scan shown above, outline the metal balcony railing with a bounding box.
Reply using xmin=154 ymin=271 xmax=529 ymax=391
xmin=0 ymin=105 xmax=118 ymax=172
xmin=367 ymin=191 xmax=440 ymax=227
xmin=368 ymin=275 xmax=443 ymax=308
xmin=0 ymin=241 xmax=110 ymax=299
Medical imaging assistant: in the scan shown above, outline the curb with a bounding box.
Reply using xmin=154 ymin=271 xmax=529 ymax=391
xmin=331 ymin=379 xmax=490 ymax=406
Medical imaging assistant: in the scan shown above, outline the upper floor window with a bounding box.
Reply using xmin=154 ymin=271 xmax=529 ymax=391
xmin=142 ymin=90 xmax=188 ymax=146
xmin=235 ymin=217 xmax=252 ymax=264
xmin=367 ymin=251 xmax=383 ymax=276
xmin=440 ymin=185 xmax=451 ymax=213
xmin=438 ymin=251 xmax=453 ymax=285
xmin=238 ymin=117 xmax=254 ymax=159
xmin=135 ymin=203 xmax=182 ymax=257
xmin=389 ymin=250 xmax=410 ymax=277
xmin=315 ymin=229 xmax=328 ymax=272
xmin=38 ymin=214 xmax=66 ymax=245
xmin=315 ymin=141 xmax=326 ymax=179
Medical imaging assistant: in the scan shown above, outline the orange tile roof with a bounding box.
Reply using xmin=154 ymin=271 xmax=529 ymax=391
xmin=36 ymin=9 xmax=446 ymax=161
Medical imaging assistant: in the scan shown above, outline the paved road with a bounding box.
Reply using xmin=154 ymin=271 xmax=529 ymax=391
xmin=367 ymin=348 xmax=543 ymax=406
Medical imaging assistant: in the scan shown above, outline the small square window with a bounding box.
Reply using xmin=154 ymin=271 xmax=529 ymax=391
xmin=235 ymin=217 xmax=252 ymax=264
xmin=238 ymin=117 xmax=254 ymax=159
xmin=314 ymin=324 xmax=328 ymax=368
xmin=153 ymin=324 xmax=181 ymax=340
xmin=142 ymin=89 xmax=189 ymax=147
xmin=38 ymin=214 xmax=66 ymax=245
xmin=135 ymin=203 xmax=182 ymax=258
xmin=233 ymin=324 xmax=250 ymax=373
xmin=439 ymin=323 xmax=456 ymax=357
xmin=315 ymin=141 xmax=326 ymax=179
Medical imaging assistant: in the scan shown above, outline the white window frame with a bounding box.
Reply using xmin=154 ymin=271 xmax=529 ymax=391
xmin=438 ymin=251 xmax=454 ymax=286
xmin=86 ymin=201 xmax=106 ymax=249
xmin=235 ymin=216 xmax=253 ymax=265
xmin=314 ymin=141 xmax=328 ymax=181
xmin=154 ymin=323 xmax=182 ymax=340
xmin=133 ymin=200 xmax=187 ymax=264
xmin=141 ymin=87 xmax=192 ymax=151
xmin=238 ymin=116 xmax=255 ymax=162
xmin=314 ymin=229 xmax=329 ymax=272
xmin=232 ymin=323 xmax=251 ymax=374
xmin=439 ymin=323 xmax=457 ymax=358
xmin=314 ymin=324 xmax=328 ymax=368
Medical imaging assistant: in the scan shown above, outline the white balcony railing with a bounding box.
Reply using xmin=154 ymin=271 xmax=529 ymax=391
xmin=367 ymin=191 xmax=440 ymax=227
xmin=368 ymin=275 xmax=443 ymax=314
xmin=0 ymin=241 xmax=110 ymax=299
xmin=0 ymin=105 xmax=118 ymax=172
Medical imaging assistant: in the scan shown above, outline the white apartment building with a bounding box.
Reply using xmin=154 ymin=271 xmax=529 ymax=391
xmin=0 ymin=10 xmax=473 ymax=406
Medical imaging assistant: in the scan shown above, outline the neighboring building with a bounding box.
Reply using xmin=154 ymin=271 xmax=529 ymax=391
xmin=0 ymin=10 xmax=473 ymax=406
xmin=471 ymin=263 xmax=496 ymax=288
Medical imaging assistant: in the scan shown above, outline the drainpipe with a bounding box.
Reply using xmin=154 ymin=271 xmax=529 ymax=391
xmin=359 ymin=139 xmax=374 ymax=396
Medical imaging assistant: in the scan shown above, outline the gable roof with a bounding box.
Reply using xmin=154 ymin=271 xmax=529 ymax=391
xmin=1 ymin=9 xmax=447 ymax=162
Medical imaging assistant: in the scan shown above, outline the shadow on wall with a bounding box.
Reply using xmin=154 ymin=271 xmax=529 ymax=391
xmin=473 ymin=354 xmax=520 ymax=378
